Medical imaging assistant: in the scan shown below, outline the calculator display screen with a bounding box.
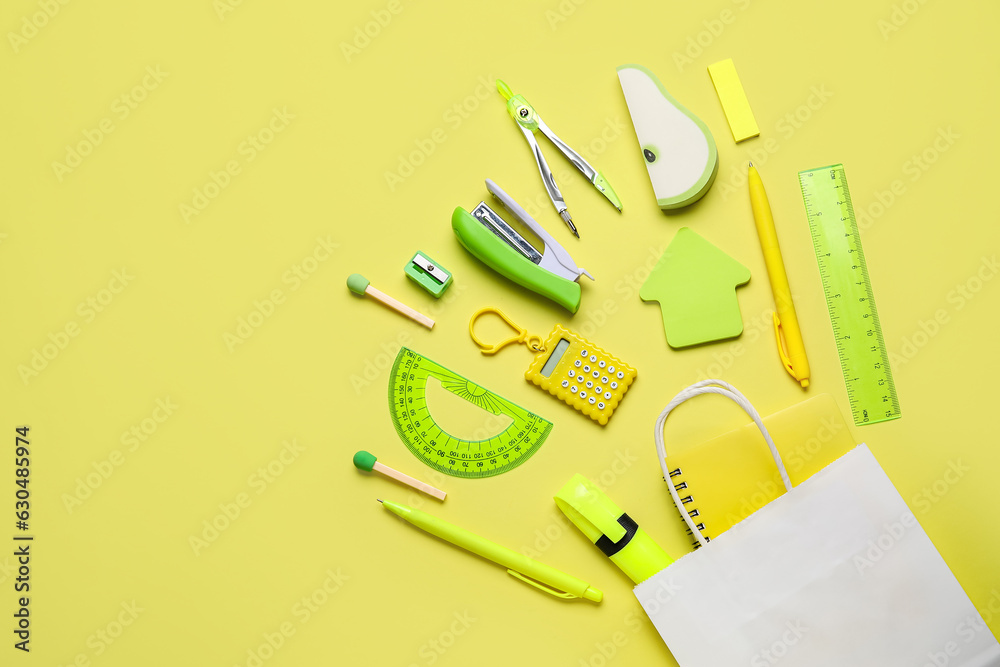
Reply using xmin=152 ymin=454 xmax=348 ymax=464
xmin=539 ymin=339 xmax=570 ymax=377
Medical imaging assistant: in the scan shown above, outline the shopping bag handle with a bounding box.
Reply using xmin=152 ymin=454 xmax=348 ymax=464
xmin=654 ymin=379 xmax=792 ymax=547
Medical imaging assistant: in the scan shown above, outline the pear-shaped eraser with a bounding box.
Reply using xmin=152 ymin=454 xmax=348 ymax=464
xmin=617 ymin=64 xmax=719 ymax=210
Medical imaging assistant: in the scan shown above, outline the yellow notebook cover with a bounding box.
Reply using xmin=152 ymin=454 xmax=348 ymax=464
xmin=665 ymin=394 xmax=856 ymax=548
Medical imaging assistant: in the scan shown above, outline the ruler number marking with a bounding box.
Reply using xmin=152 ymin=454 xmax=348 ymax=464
xmin=799 ymin=165 xmax=900 ymax=426
xmin=388 ymin=348 xmax=552 ymax=477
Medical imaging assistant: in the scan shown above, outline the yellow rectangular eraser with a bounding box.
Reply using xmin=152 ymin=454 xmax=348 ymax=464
xmin=708 ymin=58 xmax=760 ymax=143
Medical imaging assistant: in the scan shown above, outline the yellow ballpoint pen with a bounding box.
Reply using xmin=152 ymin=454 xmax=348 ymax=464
xmin=378 ymin=499 xmax=603 ymax=602
xmin=748 ymin=163 xmax=810 ymax=388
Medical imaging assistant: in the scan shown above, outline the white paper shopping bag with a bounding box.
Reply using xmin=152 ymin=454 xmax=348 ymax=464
xmin=635 ymin=380 xmax=1000 ymax=667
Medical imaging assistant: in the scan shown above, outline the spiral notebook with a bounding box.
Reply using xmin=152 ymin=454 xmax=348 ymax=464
xmin=665 ymin=393 xmax=856 ymax=548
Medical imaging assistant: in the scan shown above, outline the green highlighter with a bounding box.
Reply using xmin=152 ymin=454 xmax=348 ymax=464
xmin=555 ymin=474 xmax=672 ymax=584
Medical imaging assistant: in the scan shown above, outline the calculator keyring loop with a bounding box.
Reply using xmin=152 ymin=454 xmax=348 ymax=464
xmin=469 ymin=307 xmax=545 ymax=355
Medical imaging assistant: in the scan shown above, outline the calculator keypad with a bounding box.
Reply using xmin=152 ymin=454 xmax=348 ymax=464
xmin=524 ymin=324 xmax=637 ymax=426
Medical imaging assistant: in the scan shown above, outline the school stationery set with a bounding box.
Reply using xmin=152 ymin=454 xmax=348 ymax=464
xmin=348 ymin=61 xmax=999 ymax=665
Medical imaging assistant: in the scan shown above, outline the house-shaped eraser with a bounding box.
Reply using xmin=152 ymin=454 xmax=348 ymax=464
xmin=640 ymin=228 xmax=750 ymax=348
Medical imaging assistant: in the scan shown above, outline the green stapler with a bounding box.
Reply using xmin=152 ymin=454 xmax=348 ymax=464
xmin=452 ymin=179 xmax=594 ymax=313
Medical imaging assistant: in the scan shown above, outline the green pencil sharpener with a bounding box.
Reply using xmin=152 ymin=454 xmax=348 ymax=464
xmin=405 ymin=251 xmax=453 ymax=298
xmin=555 ymin=474 xmax=673 ymax=584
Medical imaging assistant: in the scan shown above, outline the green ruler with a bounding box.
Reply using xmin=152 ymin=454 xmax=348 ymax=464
xmin=798 ymin=164 xmax=900 ymax=426
xmin=389 ymin=347 xmax=553 ymax=478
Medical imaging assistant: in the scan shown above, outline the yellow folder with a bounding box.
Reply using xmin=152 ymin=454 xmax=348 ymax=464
xmin=665 ymin=394 xmax=856 ymax=548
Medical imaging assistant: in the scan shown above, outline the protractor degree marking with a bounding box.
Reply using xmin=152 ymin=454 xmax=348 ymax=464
xmin=386 ymin=348 xmax=553 ymax=478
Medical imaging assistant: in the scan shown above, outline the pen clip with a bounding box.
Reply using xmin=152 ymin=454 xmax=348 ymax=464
xmin=771 ymin=312 xmax=796 ymax=376
xmin=506 ymin=569 xmax=576 ymax=599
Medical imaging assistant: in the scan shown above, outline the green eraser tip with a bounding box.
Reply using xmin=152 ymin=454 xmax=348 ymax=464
xmin=353 ymin=450 xmax=377 ymax=471
xmin=347 ymin=274 xmax=370 ymax=296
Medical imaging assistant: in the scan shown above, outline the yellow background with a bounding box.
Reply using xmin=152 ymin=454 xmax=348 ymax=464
xmin=2 ymin=0 xmax=999 ymax=664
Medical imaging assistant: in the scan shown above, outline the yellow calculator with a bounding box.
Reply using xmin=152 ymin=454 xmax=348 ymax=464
xmin=525 ymin=325 xmax=637 ymax=425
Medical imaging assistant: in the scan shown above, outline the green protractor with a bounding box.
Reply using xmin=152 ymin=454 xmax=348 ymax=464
xmin=388 ymin=348 xmax=553 ymax=478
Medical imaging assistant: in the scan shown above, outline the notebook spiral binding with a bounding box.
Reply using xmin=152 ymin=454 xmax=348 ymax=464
xmin=668 ymin=467 xmax=709 ymax=549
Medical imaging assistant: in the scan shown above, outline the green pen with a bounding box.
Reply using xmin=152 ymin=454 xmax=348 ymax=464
xmin=378 ymin=499 xmax=603 ymax=603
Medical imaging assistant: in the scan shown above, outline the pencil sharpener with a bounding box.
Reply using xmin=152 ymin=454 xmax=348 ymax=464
xmin=405 ymin=251 xmax=453 ymax=298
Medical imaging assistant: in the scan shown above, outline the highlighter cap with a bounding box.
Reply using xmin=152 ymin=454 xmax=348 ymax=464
xmin=555 ymin=474 xmax=672 ymax=584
